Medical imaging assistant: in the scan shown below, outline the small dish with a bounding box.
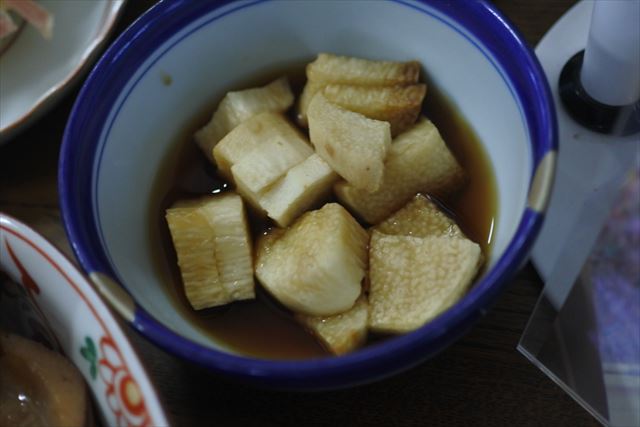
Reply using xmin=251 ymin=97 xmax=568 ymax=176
xmin=0 ymin=213 xmax=169 ymax=426
xmin=0 ymin=0 xmax=126 ymax=143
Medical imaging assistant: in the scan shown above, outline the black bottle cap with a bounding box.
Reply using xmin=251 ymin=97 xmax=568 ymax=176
xmin=559 ymin=50 xmax=639 ymax=136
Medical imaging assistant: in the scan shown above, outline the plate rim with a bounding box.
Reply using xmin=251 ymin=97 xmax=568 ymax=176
xmin=0 ymin=0 xmax=127 ymax=141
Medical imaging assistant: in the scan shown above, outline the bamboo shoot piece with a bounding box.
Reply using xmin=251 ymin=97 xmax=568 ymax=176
xmin=255 ymin=203 xmax=368 ymax=316
xmin=368 ymin=231 xmax=481 ymax=333
xmin=195 ymin=78 xmax=293 ymax=162
xmin=308 ymin=93 xmax=391 ymax=193
xmin=166 ymin=193 xmax=254 ymax=309
xmin=336 ymin=118 xmax=464 ymax=224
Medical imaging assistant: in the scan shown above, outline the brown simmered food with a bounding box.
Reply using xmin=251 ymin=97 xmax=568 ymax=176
xmin=368 ymin=195 xmax=482 ymax=332
xmin=0 ymin=332 xmax=88 ymax=427
xmin=165 ymin=193 xmax=254 ymax=309
xmin=334 ymin=118 xmax=464 ymax=224
xmin=255 ymin=203 xmax=368 ymax=317
xmin=164 ymin=53 xmax=486 ymax=355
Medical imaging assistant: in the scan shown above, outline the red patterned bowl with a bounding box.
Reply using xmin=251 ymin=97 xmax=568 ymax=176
xmin=0 ymin=213 xmax=169 ymax=427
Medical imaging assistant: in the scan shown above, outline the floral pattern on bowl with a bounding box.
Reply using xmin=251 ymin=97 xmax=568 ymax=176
xmin=0 ymin=213 xmax=169 ymax=427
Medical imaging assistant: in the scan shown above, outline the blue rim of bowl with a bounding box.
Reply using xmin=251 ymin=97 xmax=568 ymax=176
xmin=60 ymin=0 xmax=557 ymax=389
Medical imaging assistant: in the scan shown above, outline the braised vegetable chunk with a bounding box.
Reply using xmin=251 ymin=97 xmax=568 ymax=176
xmin=375 ymin=193 xmax=463 ymax=238
xmin=231 ymin=132 xmax=313 ymax=194
xmin=298 ymin=53 xmax=421 ymax=126
xmin=261 ymin=154 xmax=338 ymax=227
xmin=213 ymin=112 xmax=306 ymax=181
xmin=256 ymin=203 xmax=368 ymax=317
xmin=308 ymin=93 xmax=391 ymax=193
xmin=335 ymin=118 xmax=464 ymax=224
xmin=368 ymin=195 xmax=482 ymax=333
xmin=166 ymin=193 xmax=254 ymax=309
xmin=296 ymin=295 xmax=369 ymax=355
xmin=307 ymin=53 xmax=420 ymax=86
xmin=213 ymin=111 xmax=333 ymax=225
xmin=0 ymin=333 xmax=87 ymax=427
xmin=195 ymin=77 xmax=294 ymax=161
xmin=323 ymin=84 xmax=426 ymax=136
xmin=368 ymin=231 xmax=481 ymax=333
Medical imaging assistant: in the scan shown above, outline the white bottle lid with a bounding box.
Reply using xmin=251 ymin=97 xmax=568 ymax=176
xmin=580 ymin=0 xmax=640 ymax=106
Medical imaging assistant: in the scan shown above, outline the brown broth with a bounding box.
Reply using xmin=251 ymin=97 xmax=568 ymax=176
xmin=424 ymin=85 xmax=497 ymax=255
xmin=148 ymin=64 xmax=497 ymax=360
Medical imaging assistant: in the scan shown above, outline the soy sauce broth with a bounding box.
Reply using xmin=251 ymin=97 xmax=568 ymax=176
xmin=148 ymin=63 xmax=497 ymax=360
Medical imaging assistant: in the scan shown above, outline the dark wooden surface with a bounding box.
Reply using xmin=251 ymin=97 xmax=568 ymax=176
xmin=0 ymin=1 xmax=599 ymax=426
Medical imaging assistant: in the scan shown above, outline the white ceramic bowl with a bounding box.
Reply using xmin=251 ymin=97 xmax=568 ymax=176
xmin=0 ymin=0 xmax=125 ymax=142
xmin=0 ymin=214 xmax=169 ymax=426
xmin=60 ymin=0 xmax=557 ymax=389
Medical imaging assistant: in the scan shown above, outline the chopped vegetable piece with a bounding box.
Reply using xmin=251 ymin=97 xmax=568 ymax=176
xmin=368 ymin=231 xmax=481 ymax=333
xmin=261 ymin=154 xmax=338 ymax=227
xmin=195 ymin=77 xmax=293 ymax=162
xmin=374 ymin=193 xmax=463 ymax=238
xmin=166 ymin=193 xmax=254 ymax=309
xmin=322 ymin=83 xmax=426 ymax=136
xmin=308 ymin=93 xmax=391 ymax=193
xmin=256 ymin=203 xmax=368 ymax=316
xmin=336 ymin=118 xmax=464 ymax=224
xmin=296 ymin=295 xmax=369 ymax=355
xmin=213 ymin=112 xmax=305 ymax=181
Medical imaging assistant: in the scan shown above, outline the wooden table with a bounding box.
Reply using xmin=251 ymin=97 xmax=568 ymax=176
xmin=1 ymin=1 xmax=599 ymax=425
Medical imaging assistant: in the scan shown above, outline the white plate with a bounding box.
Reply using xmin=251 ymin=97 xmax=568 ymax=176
xmin=0 ymin=0 xmax=126 ymax=143
xmin=531 ymin=0 xmax=639 ymax=291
